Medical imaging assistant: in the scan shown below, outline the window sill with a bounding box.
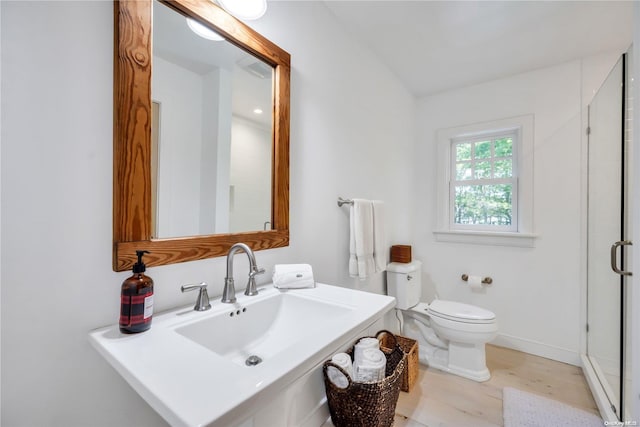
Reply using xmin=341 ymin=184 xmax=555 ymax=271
xmin=433 ymin=230 xmax=537 ymax=248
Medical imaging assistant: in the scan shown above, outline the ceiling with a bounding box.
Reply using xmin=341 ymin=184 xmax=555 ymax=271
xmin=323 ymin=1 xmax=633 ymax=97
xmin=154 ymin=1 xmax=273 ymax=126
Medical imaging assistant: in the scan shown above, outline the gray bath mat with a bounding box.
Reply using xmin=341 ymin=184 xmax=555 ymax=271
xmin=503 ymin=387 xmax=602 ymax=427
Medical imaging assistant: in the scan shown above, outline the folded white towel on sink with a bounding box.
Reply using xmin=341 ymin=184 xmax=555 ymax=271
xmin=272 ymin=264 xmax=315 ymax=289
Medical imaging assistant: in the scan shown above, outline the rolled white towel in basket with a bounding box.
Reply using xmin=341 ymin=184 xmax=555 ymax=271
xmin=353 ymin=337 xmax=380 ymax=366
xmin=272 ymin=264 xmax=315 ymax=289
xmin=354 ymin=348 xmax=386 ymax=382
xmin=327 ymin=352 xmax=353 ymax=388
xmin=332 ymin=353 xmax=354 ymax=378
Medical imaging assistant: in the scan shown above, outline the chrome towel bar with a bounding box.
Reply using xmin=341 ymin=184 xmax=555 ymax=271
xmin=337 ymin=197 xmax=354 ymax=207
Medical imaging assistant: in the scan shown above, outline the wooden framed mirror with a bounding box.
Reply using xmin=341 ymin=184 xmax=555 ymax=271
xmin=113 ymin=0 xmax=290 ymax=272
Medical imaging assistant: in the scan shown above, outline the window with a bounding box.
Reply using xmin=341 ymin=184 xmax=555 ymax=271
xmin=451 ymin=131 xmax=517 ymax=231
xmin=435 ymin=115 xmax=535 ymax=247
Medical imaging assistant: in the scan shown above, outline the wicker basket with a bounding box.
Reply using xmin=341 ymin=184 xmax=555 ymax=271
xmin=380 ymin=334 xmax=418 ymax=392
xmin=322 ymin=330 xmax=407 ymax=427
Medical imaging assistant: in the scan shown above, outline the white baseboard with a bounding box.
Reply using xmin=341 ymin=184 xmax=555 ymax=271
xmin=492 ymin=333 xmax=581 ymax=366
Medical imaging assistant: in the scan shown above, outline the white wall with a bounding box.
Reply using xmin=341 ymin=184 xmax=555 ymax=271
xmin=414 ymin=52 xmax=623 ymax=366
xmin=203 ymin=68 xmax=233 ymax=235
xmin=153 ymin=56 xmax=204 ymax=238
xmin=252 ymin=2 xmax=415 ymax=296
xmin=229 ymin=116 xmax=272 ymax=232
xmin=153 ymin=58 xmax=235 ymax=237
xmin=0 ymin=1 xmax=414 ymax=426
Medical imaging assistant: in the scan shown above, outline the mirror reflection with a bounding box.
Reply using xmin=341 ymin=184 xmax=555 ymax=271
xmin=151 ymin=0 xmax=273 ymax=239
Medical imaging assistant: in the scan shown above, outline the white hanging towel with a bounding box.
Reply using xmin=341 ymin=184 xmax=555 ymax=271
xmin=349 ymin=199 xmax=386 ymax=280
xmin=372 ymin=200 xmax=386 ymax=273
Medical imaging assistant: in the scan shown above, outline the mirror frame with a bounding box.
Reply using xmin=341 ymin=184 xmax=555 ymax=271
xmin=113 ymin=0 xmax=290 ymax=272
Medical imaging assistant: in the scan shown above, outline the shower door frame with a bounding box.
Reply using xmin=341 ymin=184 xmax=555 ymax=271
xmin=584 ymin=53 xmax=629 ymax=422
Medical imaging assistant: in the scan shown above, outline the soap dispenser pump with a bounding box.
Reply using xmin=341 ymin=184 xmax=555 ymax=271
xmin=119 ymin=250 xmax=154 ymax=334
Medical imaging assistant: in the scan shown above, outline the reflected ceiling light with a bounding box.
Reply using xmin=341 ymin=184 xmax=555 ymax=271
xmin=217 ymin=0 xmax=267 ymax=20
xmin=253 ymin=108 xmax=263 ymax=115
xmin=186 ymin=18 xmax=224 ymax=41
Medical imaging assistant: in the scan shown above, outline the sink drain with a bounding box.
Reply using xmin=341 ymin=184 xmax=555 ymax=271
xmin=245 ymin=355 xmax=262 ymax=366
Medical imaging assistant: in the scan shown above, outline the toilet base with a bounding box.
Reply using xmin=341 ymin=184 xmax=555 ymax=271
xmin=418 ymin=341 xmax=491 ymax=382
xmin=404 ymin=316 xmax=492 ymax=382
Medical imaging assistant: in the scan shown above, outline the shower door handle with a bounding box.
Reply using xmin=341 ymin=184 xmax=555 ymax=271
xmin=610 ymin=240 xmax=632 ymax=276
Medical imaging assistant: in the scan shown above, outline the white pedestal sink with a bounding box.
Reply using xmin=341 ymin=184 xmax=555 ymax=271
xmin=89 ymin=283 xmax=395 ymax=427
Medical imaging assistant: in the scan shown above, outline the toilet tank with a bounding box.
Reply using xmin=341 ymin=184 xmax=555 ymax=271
xmin=386 ymin=261 xmax=422 ymax=310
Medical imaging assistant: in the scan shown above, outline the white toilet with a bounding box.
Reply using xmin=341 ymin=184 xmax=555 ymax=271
xmin=386 ymin=261 xmax=498 ymax=382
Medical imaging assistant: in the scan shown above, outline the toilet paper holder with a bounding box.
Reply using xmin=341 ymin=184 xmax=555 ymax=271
xmin=461 ymin=274 xmax=493 ymax=285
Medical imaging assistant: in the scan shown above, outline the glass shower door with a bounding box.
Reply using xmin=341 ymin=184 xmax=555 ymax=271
xmin=586 ymin=55 xmax=626 ymax=419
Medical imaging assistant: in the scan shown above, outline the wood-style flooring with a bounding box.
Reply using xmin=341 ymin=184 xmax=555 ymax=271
xmin=324 ymin=344 xmax=599 ymax=427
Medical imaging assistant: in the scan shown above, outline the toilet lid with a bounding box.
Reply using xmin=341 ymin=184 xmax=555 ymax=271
xmin=427 ymin=300 xmax=496 ymax=323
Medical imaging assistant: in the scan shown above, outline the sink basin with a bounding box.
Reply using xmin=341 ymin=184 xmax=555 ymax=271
xmin=89 ymin=283 xmax=395 ymax=427
xmin=176 ymin=292 xmax=352 ymax=367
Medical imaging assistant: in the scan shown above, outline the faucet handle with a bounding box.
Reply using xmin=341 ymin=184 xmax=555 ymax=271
xmin=181 ymin=282 xmax=212 ymax=311
xmin=249 ymin=266 xmax=266 ymax=278
xmin=244 ymin=266 xmax=265 ymax=297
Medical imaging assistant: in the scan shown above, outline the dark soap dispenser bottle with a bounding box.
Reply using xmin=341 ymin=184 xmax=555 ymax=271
xmin=119 ymin=250 xmax=154 ymax=334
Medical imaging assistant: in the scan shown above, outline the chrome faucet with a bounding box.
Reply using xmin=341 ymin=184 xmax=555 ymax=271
xmin=221 ymin=243 xmax=265 ymax=303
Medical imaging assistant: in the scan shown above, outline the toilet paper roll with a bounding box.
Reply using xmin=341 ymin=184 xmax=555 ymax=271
xmin=467 ymin=275 xmax=483 ymax=290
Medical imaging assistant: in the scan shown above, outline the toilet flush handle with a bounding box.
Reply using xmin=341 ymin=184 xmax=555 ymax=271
xmin=407 ymin=275 xmax=413 ymax=281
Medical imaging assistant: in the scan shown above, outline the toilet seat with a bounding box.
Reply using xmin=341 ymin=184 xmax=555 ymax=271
xmin=428 ymin=300 xmax=495 ymax=324
xmin=407 ymin=300 xmax=496 ymax=324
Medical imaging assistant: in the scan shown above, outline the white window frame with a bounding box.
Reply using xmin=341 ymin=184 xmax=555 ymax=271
xmin=449 ymin=130 xmax=518 ymax=232
xmin=434 ymin=115 xmax=536 ymax=247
